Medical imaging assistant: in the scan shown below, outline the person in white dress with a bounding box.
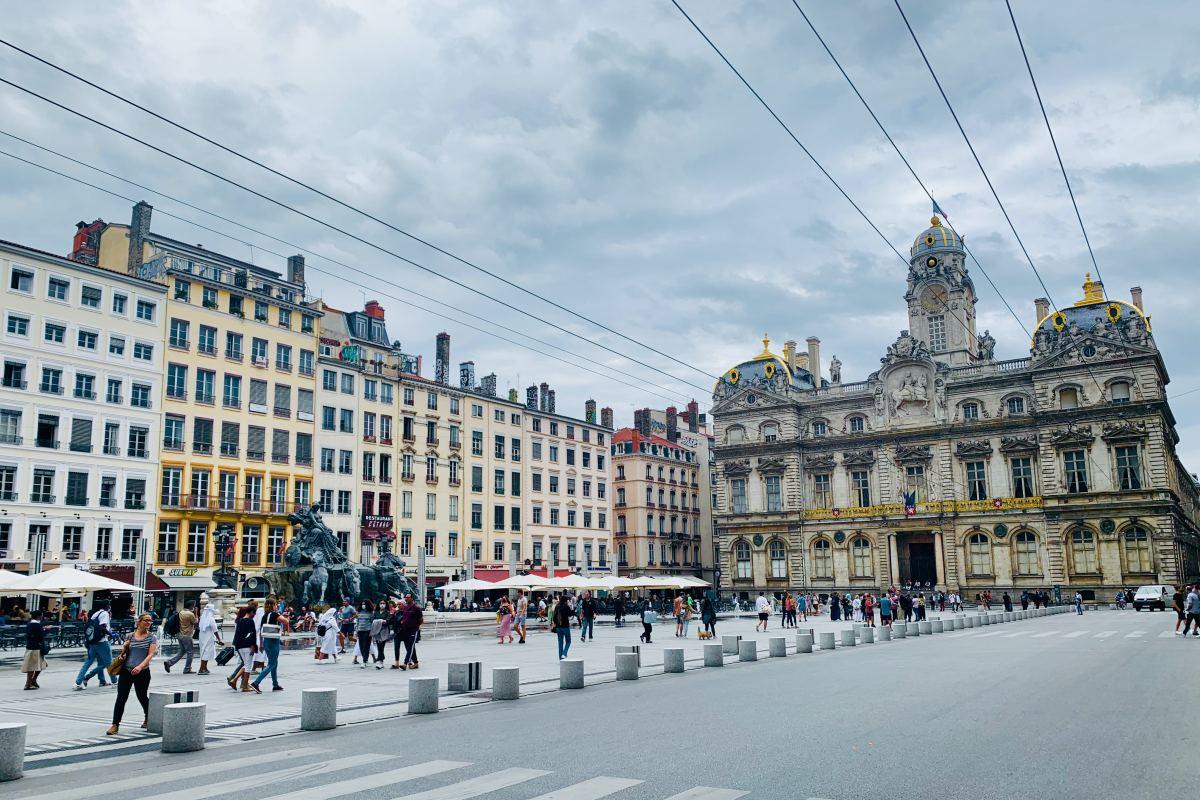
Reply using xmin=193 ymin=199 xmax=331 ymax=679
xmin=317 ymin=606 xmax=339 ymax=661
xmin=251 ymin=601 xmax=266 ymax=671
xmin=852 ymin=595 xmax=863 ymax=622
xmin=197 ymin=601 xmax=222 ymax=675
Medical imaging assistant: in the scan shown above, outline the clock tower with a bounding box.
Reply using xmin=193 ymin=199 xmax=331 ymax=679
xmin=905 ymin=215 xmax=979 ymax=367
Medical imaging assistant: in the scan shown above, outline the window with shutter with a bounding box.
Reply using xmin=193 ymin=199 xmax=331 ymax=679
xmin=70 ymin=418 xmax=93 ymax=452
xmin=221 ymin=422 xmax=239 ymax=456
xmin=192 ymin=419 xmax=213 ymax=453
xmin=274 ymin=384 xmax=291 ymax=416
xmin=247 ymin=426 xmax=266 ymax=460
xmin=295 ymin=432 xmax=312 ymax=464
xmin=249 ymin=379 xmax=268 ymax=413
xmin=272 ymin=429 xmax=289 ymax=462
xmin=297 ymin=388 xmax=314 ymax=421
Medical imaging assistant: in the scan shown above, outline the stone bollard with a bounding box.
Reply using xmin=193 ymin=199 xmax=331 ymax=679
xmin=931 ymin=620 xmax=944 ymax=633
xmin=703 ymin=643 xmax=724 ymax=667
xmin=980 ymin=614 xmax=991 ymax=625
xmin=0 ymin=722 xmax=26 ymax=782
xmin=878 ymin=626 xmax=892 ymax=641
xmin=738 ymin=640 xmax=758 ymax=662
xmin=447 ymin=661 xmax=482 ymax=693
xmin=907 ymin=622 xmax=920 ymax=636
xmin=722 ymin=635 xmax=742 ymax=655
xmin=161 ymin=702 xmax=205 ymax=753
xmin=861 ymin=627 xmax=875 ymax=644
xmin=560 ymin=659 xmax=585 ymax=689
xmin=819 ymin=632 xmax=836 ymax=651
xmin=840 ymin=629 xmax=857 ymax=647
xmin=796 ymin=633 xmax=814 ymax=653
xmin=300 ymin=687 xmax=338 ymax=731
xmin=769 ymin=637 xmax=787 ymax=657
xmin=616 ymin=644 xmax=642 ymax=667
xmin=615 ymin=652 xmax=639 ymax=680
xmin=492 ymin=667 xmax=519 ymax=701
xmin=966 ymin=616 xmax=977 ymax=628
xmin=664 ymin=648 xmax=686 ymax=673
xmin=918 ymin=620 xmax=933 ymax=635
xmin=148 ymin=689 xmax=200 ymax=735
xmin=1006 ymin=612 xmax=1015 ymax=622
xmin=893 ymin=623 xmax=907 ymax=639
xmin=408 ymin=677 xmax=439 ymax=714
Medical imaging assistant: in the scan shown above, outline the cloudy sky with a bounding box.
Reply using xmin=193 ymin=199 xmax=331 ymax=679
xmin=2 ymin=2 xmax=1199 ymax=461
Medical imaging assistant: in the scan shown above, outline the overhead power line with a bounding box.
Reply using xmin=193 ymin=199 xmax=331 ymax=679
xmin=0 ymin=75 xmax=713 ymax=397
xmin=0 ymin=147 xmax=688 ymax=406
xmin=0 ymin=37 xmax=718 ymax=382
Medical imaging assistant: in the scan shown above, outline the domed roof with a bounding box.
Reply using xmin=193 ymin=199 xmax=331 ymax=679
xmin=910 ymin=215 xmax=964 ymax=259
xmin=714 ymin=335 xmax=823 ymax=395
xmin=1032 ymin=273 xmax=1151 ymax=344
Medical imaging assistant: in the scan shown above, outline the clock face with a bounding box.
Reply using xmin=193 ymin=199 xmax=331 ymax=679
xmin=921 ymin=285 xmax=948 ymax=312
xmin=925 ymin=256 xmax=938 ymax=268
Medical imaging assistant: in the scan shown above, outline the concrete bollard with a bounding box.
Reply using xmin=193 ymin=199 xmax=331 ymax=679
xmin=769 ymin=637 xmax=787 ymax=657
xmin=560 ymin=659 xmax=585 ymax=689
xmin=703 ymin=643 xmax=724 ymax=667
xmin=932 ymin=620 xmax=944 ymax=633
xmin=492 ymin=667 xmax=520 ymax=701
xmin=1006 ymin=612 xmax=1015 ymax=622
xmin=840 ymin=629 xmax=857 ymax=647
xmin=738 ymin=640 xmax=758 ymax=662
xmin=796 ymin=633 xmax=814 ymax=653
xmin=907 ymin=622 xmax=920 ymax=636
xmin=0 ymin=722 xmax=26 ymax=782
xmin=819 ymin=632 xmax=836 ymax=650
xmin=615 ymin=652 xmax=640 ymax=680
xmin=861 ymin=627 xmax=875 ymax=644
xmin=893 ymin=623 xmax=907 ymax=638
xmin=615 ymin=644 xmax=642 ymax=667
xmin=447 ymin=661 xmax=482 ymax=693
xmin=919 ymin=620 xmax=933 ymax=635
xmin=966 ymin=616 xmax=977 ymax=628
xmin=878 ymin=626 xmax=892 ymax=641
xmin=148 ymin=689 xmax=200 ymax=735
xmin=722 ymin=635 xmax=742 ymax=655
xmin=161 ymin=702 xmax=206 ymax=753
xmin=664 ymin=648 xmax=686 ymax=673
xmin=408 ymin=677 xmax=439 ymax=714
xmin=980 ymin=614 xmax=991 ymax=625
xmin=300 ymin=687 xmax=338 ymax=731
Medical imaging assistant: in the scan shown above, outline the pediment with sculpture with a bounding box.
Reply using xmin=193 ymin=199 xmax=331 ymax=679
xmin=1049 ymin=425 xmax=1095 ymax=447
xmin=1101 ymin=420 xmax=1148 ymax=442
xmin=1032 ymin=312 xmax=1155 ymax=367
xmin=802 ymin=453 xmax=837 ymax=470
xmin=955 ymin=439 xmax=994 ymax=458
xmin=999 ymin=434 xmax=1039 ymax=453
xmin=722 ymin=459 xmax=752 ymax=477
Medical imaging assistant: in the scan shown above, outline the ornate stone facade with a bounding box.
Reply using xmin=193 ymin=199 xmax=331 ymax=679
xmin=711 ymin=216 xmax=1200 ymax=600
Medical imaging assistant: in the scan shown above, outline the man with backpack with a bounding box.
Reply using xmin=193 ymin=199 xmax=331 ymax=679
xmin=74 ymin=601 xmax=112 ymax=689
xmin=163 ymin=602 xmax=197 ymax=673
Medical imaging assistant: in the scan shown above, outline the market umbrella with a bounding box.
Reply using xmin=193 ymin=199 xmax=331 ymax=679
xmin=18 ymin=565 xmax=141 ymax=596
xmin=627 ymin=575 xmax=683 ymax=589
xmin=492 ymin=574 xmax=547 ymax=590
xmin=440 ymin=578 xmax=497 ymax=592
xmin=0 ymin=568 xmax=28 ymax=594
xmin=672 ymin=575 xmax=710 ymax=588
xmin=532 ymin=573 xmax=598 ymax=591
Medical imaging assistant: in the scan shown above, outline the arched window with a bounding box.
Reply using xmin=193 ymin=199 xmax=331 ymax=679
xmin=762 ymin=422 xmax=779 ymax=443
xmin=1014 ymin=530 xmax=1039 ymax=575
xmin=851 ymin=537 xmax=873 ymax=577
xmin=769 ymin=540 xmax=787 ymax=578
xmin=1071 ymin=528 xmax=1097 ymax=573
xmin=1006 ymin=396 xmax=1026 ymax=415
xmin=962 ymin=402 xmax=980 ymax=421
xmin=1059 ymin=387 xmax=1079 ymax=409
xmin=1110 ymin=380 xmax=1131 ymax=404
xmin=726 ymin=426 xmax=746 ymax=445
xmin=735 ymin=540 xmax=752 ymax=579
xmin=812 ymin=538 xmax=833 ymax=578
xmin=967 ymin=533 xmax=992 ymax=575
xmin=1124 ymin=526 xmax=1152 ymax=572
xmin=616 ymin=488 xmax=625 ymax=505
xmin=848 ymin=416 xmax=865 ymax=433
xmin=811 ymin=420 xmax=827 ymax=437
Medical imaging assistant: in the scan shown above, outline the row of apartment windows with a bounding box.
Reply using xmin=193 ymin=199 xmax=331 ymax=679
xmin=168 ymin=319 xmax=314 ymax=374
xmin=614 ymin=514 xmax=699 ymax=535
xmin=0 ymin=521 xmax=144 ymax=561
xmin=316 ymin=489 xmax=459 ymax=524
xmin=157 ymin=520 xmax=288 ymax=565
xmin=3 ymin=360 xmax=155 ymax=409
xmin=7 ymin=311 xmax=159 ymax=363
xmin=171 ymin=279 xmax=314 ymax=334
xmin=163 ymin=416 xmax=312 ymax=464
xmin=0 ymin=465 xmax=146 ymax=508
xmin=7 ymin=267 xmax=156 ymax=321
xmin=0 ymin=410 xmax=152 ymax=459
xmin=619 ymin=541 xmax=701 ymax=567
xmin=159 ymin=469 xmax=310 ymax=513
xmin=614 ymin=464 xmax=700 ymax=483
xmin=614 ymin=487 xmax=699 ymax=509
xmin=166 ymin=365 xmax=313 ymax=419
xmin=467 ymin=503 xmax=608 ymax=531
xmin=469 ymin=465 xmax=605 ymax=498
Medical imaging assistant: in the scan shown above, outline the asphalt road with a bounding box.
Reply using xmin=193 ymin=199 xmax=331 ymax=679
xmin=12 ymin=609 xmax=1196 ymax=799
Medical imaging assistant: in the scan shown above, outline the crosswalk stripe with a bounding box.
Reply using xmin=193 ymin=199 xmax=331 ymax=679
xmin=142 ymin=754 xmax=381 ymax=800
xmin=1094 ymin=631 xmax=1117 ymax=638
xmin=390 ymin=767 xmax=550 ymax=799
xmin=17 ymin=748 xmax=325 ymax=800
xmin=662 ymin=789 xmax=749 ymax=800
xmin=975 ymin=631 xmax=1004 ymax=638
xmin=1032 ymin=632 xmax=1057 ymax=638
xmin=1064 ymin=631 xmax=1088 ymax=638
xmin=1002 ymin=631 xmax=1029 ymax=638
xmin=261 ymin=760 xmax=471 ymax=800
xmin=1159 ymin=630 xmax=1176 ymax=638
xmin=525 ymin=776 xmax=644 ymax=799
xmin=1125 ymin=631 xmax=1145 ymax=638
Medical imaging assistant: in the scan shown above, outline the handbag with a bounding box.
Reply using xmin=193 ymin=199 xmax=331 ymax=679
xmin=644 ymin=611 xmax=659 ymax=624
xmin=316 ymin=624 xmax=328 ymax=637
xmin=215 ymin=645 xmax=237 ymax=666
xmin=107 ymin=640 xmax=129 ymax=676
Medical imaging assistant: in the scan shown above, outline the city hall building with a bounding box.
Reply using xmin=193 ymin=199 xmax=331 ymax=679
xmin=711 ymin=216 xmax=1200 ymax=600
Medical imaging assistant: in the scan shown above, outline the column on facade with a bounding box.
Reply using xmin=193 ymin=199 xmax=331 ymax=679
xmin=888 ymin=533 xmax=900 ymax=588
xmin=934 ymin=530 xmax=946 ymax=589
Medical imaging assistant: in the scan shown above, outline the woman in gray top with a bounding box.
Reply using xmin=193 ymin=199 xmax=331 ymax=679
xmin=108 ymin=613 xmax=158 ymax=734
xmin=354 ymin=600 xmax=374 ymax=667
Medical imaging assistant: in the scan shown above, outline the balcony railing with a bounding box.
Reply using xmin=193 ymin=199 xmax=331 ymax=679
xmin=195 ymin=393 xmax=215 ymax=405
xmin=252 ymin=356 xmax=269 ymax=368
xmin=103 ymin=444 xmax=121 ymax=456
xmin=0 ymin=490 xmax=16 ymax=501
xmin=35 ymin=438 xmax=59 ymax=449
xmin=31 ymin=493 xmax=55 ymax=503
xmin=220 ymin=443 xmax=239 ymax=457
xmin=247 ymin=449 xmax=265 ymax=461
xmin=274 ymin=406 xmax=290 ymax=418
xmin=163 ymin=439 xmax=184 ymax=452
xmin=157 ymin=550 xmax=179 ymax=563
xmin=226 ymin=349 xmax=243 ymax=362
xmin=1 ymin=379 xmax=27 ymax=389
xmin=198 ymin=343 xmax=217 ymax=356
xmin=0 ymin=433 xmax=20 ymax=445
xmin=125 ymin=500 xmax=146 ymax=510
xmin=39 ymin=383 xmax=64 ymax=395
xmin=75 ymin=389 xmax=97 ymax=400
xmin=192 ymin=442 xmax=213 ymax=455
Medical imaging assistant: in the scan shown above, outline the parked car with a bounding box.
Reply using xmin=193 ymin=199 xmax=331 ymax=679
xmin=1132 ymin=584 xmax=1173 ymax=611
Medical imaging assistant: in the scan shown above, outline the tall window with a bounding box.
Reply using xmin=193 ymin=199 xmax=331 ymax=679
xmin=1006 ymin=396 xmax=1026 ymax=415
xmin=186 ymin=522 xmax=207 ymax=564
xmin=1115 ymin=446 xmax=1141 ymax=490
xmin=967 ymin=533 xmax=992 ymax=575
xmin=904 ymin=465 xmax=926 ymax=502
xmin=812 ymin=539 xmax=833 ymax=578
xmin=1058 ymin=387 xmax=1079 ymax=409
xmin=762 ymin=422 xmax=779 ymax=443
xmin=735 ymin=540 xmax=751 ymax=579
xmin=1064 ymin=450 xmax=1089 ymax=493
xmin=927 ymin=314 xmax=946 ymax=350
xmin=848 ymin=416 xmax=865 ymax=433
xmin=730 ymin=479 xmax=747 ymax=514
xmin=1124 ymin=526 xmax=1152 ymax=573
xmin=769 ymin=540 xmax=787 ymax=578
xmin=812 ymin=473 xmax=832 ymax=509
xmin=1014 ymin=531 xmax=1039 ymax=575
xmin=850 ymin=470 xmax=870 ymax=506
xmin=765 ymin=475 xmax=782 ymax=512
xmin=851 ymin=537 xmax=872 ymax=577
xmin=1010 ymin=457 xmax=1034 ymax=498
xmin=1070 ymin=528 xmax=1097 ymax=573
xmin=966 ymin=461 xmax=987 ymax=501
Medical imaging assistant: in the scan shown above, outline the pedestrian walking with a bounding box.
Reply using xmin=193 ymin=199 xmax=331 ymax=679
xmin=755 ymin=591 xmax=772 ymax=632
xmin=1003 ymin=592 xmax=1014 ymax=613
xmin=515 ymin=590 xmax=529 ymax=644
xmin=579 ymin=592 xmax=597 ymax=641
xmin=163 ymin=601 xmax=197 ymax=674
xmin=250 ymin=600 xmax=266 ymax=673
xmin=681 ymin=597 xmax=694 ymax=637
xmin=76 ymin=601 xmax=113 ymax=689
xmin=553 ymin=594 xmax=573 ymax=659
xmin=228 ymin=606 xmax=258 ymax=692
xmin=614 ymin=594 xmax=626 ymax=627
xmin=1074 ymin=592 xmax=1084 ymax=615
xmin=497 ymin=597 xmax=515 ymax=644
xmin=879 ymin=593 xmax=893 ymax=627
xmin=353 ymin=600 xmax=375 ymax=666
xmin=21 ymin=609 xmax=48 ymax=690
xmin=700 ymin=595 xmax=716 ymax=637
xmin=398 ymin=592 xmax=423 ymax=669
xmin=863 ymin=593 xmax=875 ymax=627
xmin=107 ymin=612 xmax=157 ymax=735
xmin=1182 ymin=585 xmax=1200 ymax=636
xmin=337 ymin=598 xmax=356 ymax=654
xmin=251 ymin=598 xmax=284 ymax=692
xmin=673 ymin=593 xmax=685 ymax=637
xmin=197 ymin=599 xmax=223 ymax=674
xmin=638 ymin=599 xmax=655 ymax=644
xmin=371 ymin=601 xmax=391 ymax=667
xmin=796 ymin=593 xmax=808 ymax=623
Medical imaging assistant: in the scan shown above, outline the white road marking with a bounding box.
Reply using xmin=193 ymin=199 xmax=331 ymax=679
xmin=260 ymin=760 xmax=471 ymax=800
xmin=663 ymin=789 xmax=750 ymax=800
xmin=1094 ymin=631 xmax=1117 ymax=638
xmin=143 ymin=754 xmax=381 ymax=800
xmin=1002 ymin=631 xmax=1030 ymax=638
xmin=975 ymin=631 xmax=1005 ymax=638
xmin=1063 ymin=631 xmax=1089 ymax=638
xmin=390 ymin=768 xmax=551 ymax=799
xmin=525 ymin=776 xmax=645 ymax=799
xmin=1032 ymin=631 xmax=1057 ymax=638
xmin=1125 ymin=631 xmax=1146 ymax=638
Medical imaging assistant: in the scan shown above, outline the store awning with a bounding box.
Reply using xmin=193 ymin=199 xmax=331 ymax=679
xmin=90 ymin=565 xmax=170 ymax=592
xmin=156 ymin=568 xmax=216 ymax=591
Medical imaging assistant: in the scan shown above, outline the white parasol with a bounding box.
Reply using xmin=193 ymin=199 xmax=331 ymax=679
xmin=17 ymin=565 xmax=142 ymax=596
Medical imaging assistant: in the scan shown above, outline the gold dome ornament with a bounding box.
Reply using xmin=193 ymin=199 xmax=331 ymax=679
xmin=728 ymin=368 xmax=740 ymax=385
xmin=764 ymin=361 xmax=776 ymax=379
xmin=1052 ymin=312 xmax=1068 ymax=331
xmin=1106 ymin=303 xmax=1122 ymax=323
xmin=925 ymin=256 xmax=937 ymax=268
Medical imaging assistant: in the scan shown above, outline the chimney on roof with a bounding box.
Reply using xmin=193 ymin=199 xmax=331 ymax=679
xmin=666 ymin=406 xmax=679 ymax=442
xmin=783 ymin=340 xmax=798 ymax=374
xmin=601 ymin=406 xmax=613 ymax=429
xmin=687 ymin=400 xmax=699 ymax=432
xmin=288 ymin=254 xmax=306 ymax=288
xmin=547 ymin=390 xmax=556 ymax=413
xmin=480 ymin=373 xmax=497 ymax=397
xmin=459 ymin=361 xmax=475 ymax=390
xmin=1035 ymin=297 xmax=1050 ymax=325
xmin=526 ymin=385 xmax=538 ymax=410
xmin=1130 ymin=286 xmax=1144 ymax=312
xmin=508 ymin=388 xmax=518 ymax=403
xmin=636 ymin=408 xmax=652 ymax=437
xmin=364 ymin=299 xmax=384 ymax=319
xmin=806 ymin=336 xmax=822 ymax=384
xmin=434 ymin=333 xmax=450 ymax=385
xmin=585 ymin=399 xmax=597 ymax=424
xmin=539 ymin=382 xmax=549 ymax=412
xmin=127 ymin=201 xmax=153 ymax=275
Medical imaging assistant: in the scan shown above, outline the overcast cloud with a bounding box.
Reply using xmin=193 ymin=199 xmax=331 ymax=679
xmin=2 ymin=1 xmax=1199 ymax=463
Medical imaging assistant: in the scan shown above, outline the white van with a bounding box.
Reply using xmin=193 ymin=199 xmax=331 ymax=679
xmin=1132 ymin=584 xmax=1173 ymax=612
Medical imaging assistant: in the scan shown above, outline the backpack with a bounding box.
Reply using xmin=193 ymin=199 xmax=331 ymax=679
xmin=164 ymin=611 xmax=181 ymax=637
xmin=85 ymin=615 xmax=103 ymax=644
